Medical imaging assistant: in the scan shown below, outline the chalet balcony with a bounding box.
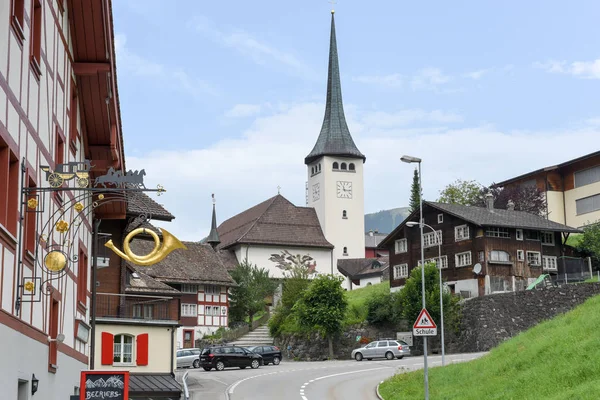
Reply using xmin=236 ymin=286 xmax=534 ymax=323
xmin=96 ymin=293 xmax=178 ymax=322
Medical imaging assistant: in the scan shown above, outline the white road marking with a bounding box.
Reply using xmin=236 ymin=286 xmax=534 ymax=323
xmin=300 ymin=366 xmax=392 ymax=399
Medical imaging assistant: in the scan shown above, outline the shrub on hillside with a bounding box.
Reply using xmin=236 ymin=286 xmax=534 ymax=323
xmin=366 ymin=291 xmax=396 ymax=327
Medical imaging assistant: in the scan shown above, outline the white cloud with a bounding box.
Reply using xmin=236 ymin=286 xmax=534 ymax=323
xmin=225 ymin=103 xmax=266 ymax=118
xmin=411 ymin=67 xmax=451 ymax=91
xmin=535 ymin=59 xmax=600 ymax=79
xmin=129 ymin=103 xmax=599 ymax=241
xmin=463 ymin=68 xmax=491 ymax=80
xmin=352 ymin=74 xmax=403 ymax=88
xmin=114 ymin=34 xmax=218 ymax=97
xmin=189 ymin=16 xmax=315 ymax=80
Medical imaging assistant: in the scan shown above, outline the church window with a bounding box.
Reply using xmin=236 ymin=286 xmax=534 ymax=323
xmin=343 ymin=247 xmax=348 ymax=255
xmin=318 ymin=164 xmax=321 ymax=172
xmin=342 ymin=210 xmax=347 ymax=219
xmin=341 ymin=163 xmax=347 ymax=170
xmin=333 ymin=162 xmax=339 ymax=170
xmin=349 ymin=163 xmax=355 ymax=171
xmin=311 ymin=167 xmax=315 ymax=175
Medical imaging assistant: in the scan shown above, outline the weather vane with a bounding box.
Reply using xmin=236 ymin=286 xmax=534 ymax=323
xmin=277 ymin=185 xmax=281 ymax=194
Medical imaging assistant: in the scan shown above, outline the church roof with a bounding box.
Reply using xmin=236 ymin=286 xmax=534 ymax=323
xmin=305 ymin=12 xmax=365 ymax=165
xmin=217 ymin=195 xmax=334 ymax=250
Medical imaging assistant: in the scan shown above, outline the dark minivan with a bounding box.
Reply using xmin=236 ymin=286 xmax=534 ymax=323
xmin=246 ymin=345 xmax=282 ymax=365
xmin=200 ymin=345 xmax=263 ymax=371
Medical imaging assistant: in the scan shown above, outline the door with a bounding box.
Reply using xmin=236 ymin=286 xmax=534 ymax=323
xmin=363 ymin=342 xmax=377 ymax=357
xmin=183 ymin=330 xmax=194 ymax=348
xmin=376 ymin=341 xmax=389 ymax=358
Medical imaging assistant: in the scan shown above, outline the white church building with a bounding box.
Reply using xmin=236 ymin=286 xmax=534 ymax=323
xmin=216 ymin=11 xmax=366 ymax=290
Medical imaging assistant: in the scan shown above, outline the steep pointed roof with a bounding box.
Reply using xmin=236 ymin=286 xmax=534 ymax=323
xmin=206 ymin=195 xmax=221 ymax=248
xmin=216 ymin=194 xmax=333 ymax=250
xmin=305 ymin=12 xmax=365 ymax=165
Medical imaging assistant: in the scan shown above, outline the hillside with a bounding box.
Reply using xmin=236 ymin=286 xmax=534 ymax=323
xmin=364 ymin=207 xmax=410 ymax=234
xmin=379 ymin=293 xmax=600 ymax=399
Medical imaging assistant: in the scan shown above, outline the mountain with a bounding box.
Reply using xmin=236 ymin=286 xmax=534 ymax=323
xmin=364 ymin=207 xmax=411 ymax=234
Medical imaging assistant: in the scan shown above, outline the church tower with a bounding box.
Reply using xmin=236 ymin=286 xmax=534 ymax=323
xmin=305 ymin=10 xmax=365 ymax=262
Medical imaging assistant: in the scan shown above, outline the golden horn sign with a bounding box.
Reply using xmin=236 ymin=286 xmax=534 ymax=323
xmin=105 ymin=228 xmax=187 ymax=266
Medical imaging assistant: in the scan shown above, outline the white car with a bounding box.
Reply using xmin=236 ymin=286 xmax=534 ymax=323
xmin=351 ymin=340 xmax=411 ymax=361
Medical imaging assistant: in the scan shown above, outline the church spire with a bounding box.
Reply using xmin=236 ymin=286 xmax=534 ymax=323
xmin=206 ymin=194 xmax=220 ymax=249
xmin=305 ymin=11 xmax=365 ymax=165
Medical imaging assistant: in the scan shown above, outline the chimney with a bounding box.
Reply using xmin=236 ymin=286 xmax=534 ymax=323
xmin=507 ymin=199 xmax=515 ymax=211
xmin=485 ymin=193 xmax=494 ymax=210
xmin=374 ymin=229 xmax=379 ymax=234
xmin=368 ymin=230 xmax=373 ymax=236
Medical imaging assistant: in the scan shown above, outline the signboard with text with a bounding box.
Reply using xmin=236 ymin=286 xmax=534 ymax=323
xmin=413 ymin=308 xmax=437 ymax=336
xmin=80 ymin=371 xmax=129 ymax=400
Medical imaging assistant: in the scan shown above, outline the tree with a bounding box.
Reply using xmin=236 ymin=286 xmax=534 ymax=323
xmin=229 ymin=259 xmax=277 ymax=328
xmin=437 ymin=179 xmax=483 ymax=205
xmin=477 ymin=185 xmax=547 ymax=215
xmin=409 ymin=169 xmax=421 ymax=213
xmin=576 ymin=223 xmax=600 ymax=268
xmin=293 ymin=274 xmax=347 ymax=359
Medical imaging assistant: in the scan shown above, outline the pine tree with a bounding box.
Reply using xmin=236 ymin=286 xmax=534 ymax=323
xmin=409 ymin=168 xmax=421 ymax=213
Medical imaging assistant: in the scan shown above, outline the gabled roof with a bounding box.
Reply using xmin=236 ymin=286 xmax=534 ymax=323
xmin=338 ymin=257 xmax=389 ymax=279
xmin=126 ymin=191 xmax=174 ymax=221
xmin=379 ymin=201 xmax=583 ymax=248
xmin=216 ymin=249 xmax=239 ymax=272
xmin=217 ymin=195 xmax=333 ymax=250
xmin=305 ymin=12 xmax=365 ymax=165
xmin=125 ymin=266 xmax=180 ymax=295
xmin=127 ymin=239 xmax=235 ymax=286
xmin=365 ymin=232 xmax=388 ymax=249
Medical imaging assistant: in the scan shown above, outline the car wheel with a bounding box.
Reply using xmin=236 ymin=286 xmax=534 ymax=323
xmin=216 ymin=361 xmax=225 ymax=371
xmin=354 ymin=353 xmax=363 ymax=361
xmin=203 ymin=367 xmax=211 ymax=371
xmin=273 ymin=356 xmax=280 ymax=365
xmin=193 ymin=359 xmax=200 ymax=368
xmin=385 ymin=352 xmax=394 ymax=360
xmin=251 ymin=359 xmax=260 ymax=369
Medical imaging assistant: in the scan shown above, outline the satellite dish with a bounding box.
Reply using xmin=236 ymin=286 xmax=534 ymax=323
xmin=473 ymin=263 xmax=482 ymax=275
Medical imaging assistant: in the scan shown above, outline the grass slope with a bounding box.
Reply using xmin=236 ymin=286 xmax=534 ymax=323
xmin=379 ymin=294 xmax=600 ymax=400
xmin=344 ymin=281 xmax=390 ymax=325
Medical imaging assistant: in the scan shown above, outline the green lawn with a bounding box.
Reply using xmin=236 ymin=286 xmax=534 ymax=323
xmin=344 ymin=281 xmax=390 ymax=325
xmin=379 ymin=293 xmax=600 ymax=400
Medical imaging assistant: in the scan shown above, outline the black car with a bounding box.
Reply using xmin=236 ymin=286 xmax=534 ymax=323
xmin=200 ymin=345 xmax=263 ymax=371
xmin=246 ymin=345 xmax=282 ymax=365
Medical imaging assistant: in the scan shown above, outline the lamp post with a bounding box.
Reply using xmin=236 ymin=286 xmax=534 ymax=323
xmin=406 ymin=221 xmax=445 ymax=367
xmin=400 ymin=155 xmax=429 ymax=400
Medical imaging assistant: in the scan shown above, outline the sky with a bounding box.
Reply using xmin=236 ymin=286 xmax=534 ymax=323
xmin=112 ymin=0 xmax=600 ymax=240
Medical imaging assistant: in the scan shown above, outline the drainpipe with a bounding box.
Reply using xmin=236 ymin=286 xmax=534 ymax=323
xmin=170 ymin=326 xmax=175 ymax=373
xmin=90 ymin=219 xmax=101 ymax=370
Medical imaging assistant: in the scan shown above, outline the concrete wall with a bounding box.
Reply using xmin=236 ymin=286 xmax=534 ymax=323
xmin=358 ymin=275 xmax=383 ymax=287
xmin=445 ymin=283 xmax=600 ymax=353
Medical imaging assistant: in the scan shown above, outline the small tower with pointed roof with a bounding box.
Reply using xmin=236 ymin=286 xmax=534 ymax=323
xmin=306 ymin=10 xmax=365 ymax=266
xmin=206 ymin=194 xmax=221 ymax=249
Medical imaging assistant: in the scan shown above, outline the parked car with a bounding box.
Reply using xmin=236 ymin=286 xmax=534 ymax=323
xmin=351 ymin=340 xmax=410 ymax=361
xmin=200 ymin=345 xmax=263 ymax=371
xmin=176 ymin=348 xmax=201 ymax=369
xmin=246 ymin=345 xmax=282 ymax=365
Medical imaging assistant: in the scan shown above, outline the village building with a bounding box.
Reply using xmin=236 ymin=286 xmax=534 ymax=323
xmin=365 ymin=230 xmax=389 ymax=258
xmin=493 ymin=151 xmax=600 ymax=229
xmin=337 ymin=257 xmax=389 ymax=289
xmin=379 ymin=197 xmax=582 ymax=297
xmin=0 ymin=1 xmax=127 ymax=398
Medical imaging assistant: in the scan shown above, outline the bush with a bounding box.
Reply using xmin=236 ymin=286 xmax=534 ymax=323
xmin=366 ymin=291 xmax=396 ymax=327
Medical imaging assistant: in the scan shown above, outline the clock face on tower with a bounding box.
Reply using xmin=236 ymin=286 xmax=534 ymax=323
xmin=336 ymin=181 xmax=352 ymax=199
xmin=312 ymin=183 xmax=320 ymax=201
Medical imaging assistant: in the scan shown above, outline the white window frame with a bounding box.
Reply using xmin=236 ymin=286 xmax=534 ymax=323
xmin=455 ymin=251 xmax=472 ymax=268
xmin=205 ymin=285 xmax=220 ymax=295
xmin=541 ymin=231 xmax=555 ymax=246
xmin=517 ymin=250 xmax=525 ymax=261
xmin=113 ymin=334 xmax=134 ymax=365
xmin=393 ymin=264 xmax=409 ymax=279
xmin=489 ymin=250 xmax=511 ymax=263
xmin=516 ymin=229 xmax=523 ymax=241
xmin=543 ymin=255 xmax=558 ymax=271
xmin=486 ymin=227 xmax=510 ymax=238
xmin=418 ymin=255 xmax=448 ymax=269
xmin=454 ymin=225 xmax=470 ymax=241
xmin=181 ymin=284 xmax=199 ymax=294
xmin=437 ymin=214 xmax=444 ymax=223
xmin=423 ymin=230 xmax=442 ymax=248
xmin=181 ymin=303 xmax=197 ymax=317
xmin=395 ymin=238 xmax=408 ymax=254
xmin=526 ymin=251 xmax=541 ymax=266
xmin=478 ymin=251 xmax=485 ymax=262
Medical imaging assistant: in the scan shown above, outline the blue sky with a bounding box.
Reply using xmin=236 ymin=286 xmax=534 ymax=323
xmin=113 ymin=0 xmax=600 ymax=240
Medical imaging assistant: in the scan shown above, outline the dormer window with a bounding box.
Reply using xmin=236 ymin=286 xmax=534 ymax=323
xmin=341 ymin=163 xmax=347 ymax=170
xmin=349 ymin=163 xmax=355 ymax=171
xmin=333 ymin=162 xmax=339 ymax=170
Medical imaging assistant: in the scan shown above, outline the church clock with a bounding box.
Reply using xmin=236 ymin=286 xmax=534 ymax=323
xmin=336 ymin=181 xmax=352 ymax=199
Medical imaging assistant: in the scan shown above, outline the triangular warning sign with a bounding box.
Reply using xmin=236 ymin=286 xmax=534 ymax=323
xmin=413 ymin=308 xmax=437 ymax=329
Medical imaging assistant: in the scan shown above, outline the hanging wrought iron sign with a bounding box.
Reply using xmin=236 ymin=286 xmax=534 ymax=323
xmin=15 ymin=158 xmax=185 ymax=315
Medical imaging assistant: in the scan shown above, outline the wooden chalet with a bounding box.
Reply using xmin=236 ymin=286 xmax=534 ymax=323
xmin=379 ymin=197 xmax=582 ymax=297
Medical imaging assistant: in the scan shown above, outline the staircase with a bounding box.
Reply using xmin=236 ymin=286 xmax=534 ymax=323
xmin=230 ymin=325 xmax=274 ymax=347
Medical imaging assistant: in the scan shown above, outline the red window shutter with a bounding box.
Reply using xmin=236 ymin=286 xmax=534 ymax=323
xmin=101 ymin=332 xmax=114 ymax=365
xmin=136 ymin=333 xmax=149 ymax=366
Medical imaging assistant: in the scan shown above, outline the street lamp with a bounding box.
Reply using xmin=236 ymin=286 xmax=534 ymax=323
xmin=406 ymin=221 xmax=445 ymax=367
xmin=400 ymin=155 xmax=429 ymax=400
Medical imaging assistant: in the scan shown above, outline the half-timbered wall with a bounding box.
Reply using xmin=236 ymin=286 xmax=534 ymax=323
xmin=0 ymin=1 xmax=92 ymax=398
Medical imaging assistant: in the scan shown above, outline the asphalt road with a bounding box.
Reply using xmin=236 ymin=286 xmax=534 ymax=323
xmin=177 ymin=352 xmax=487 ymax=400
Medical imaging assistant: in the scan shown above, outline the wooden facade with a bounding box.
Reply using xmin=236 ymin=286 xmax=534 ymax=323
xmin=382 ymin=203 xmax=571 ymax=297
